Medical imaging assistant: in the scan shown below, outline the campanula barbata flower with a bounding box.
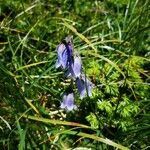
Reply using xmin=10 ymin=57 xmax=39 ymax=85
xmin=60 ymin=93 xmax=76 ymax=111
xmin=76 ymin=75 xmax=93 ymax=99
xmin=55 ymin=42 xmax=73 ymax=69
xmin=67 ymin=55 xmax=82 ymax=78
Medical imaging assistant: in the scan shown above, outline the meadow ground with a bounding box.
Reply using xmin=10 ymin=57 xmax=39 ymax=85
xmin=0 ymin=0 xmax=150 ymax=149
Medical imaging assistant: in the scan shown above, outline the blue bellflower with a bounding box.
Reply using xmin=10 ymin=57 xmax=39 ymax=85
xmin=76 ymin=75 xmax=93 ymax=99
xmin=55 ymin=44 xmax=68 ymax=69
xmin=60 ymin=93 xmax=76 ymax=111
xmin=67 ymin=55 xmax=82 ymax=78
xmin=55 ymin=42 xmax=73 ymax=69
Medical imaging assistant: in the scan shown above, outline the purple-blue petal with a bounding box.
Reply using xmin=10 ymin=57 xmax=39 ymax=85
xmin=66 ymin=93 xmax=74 ymax=104
xmin=76 ymin=78 xmax=86 ymax=99
xmin=61 ymin=49 xmax=68 ymax=68
xmin=76 ymin=75 xmax=93 ymax=99
xmin=57 ymin=44 xmax=65 ymax=58
xmin=56 ymin=44 xmax=68 ymax=69
xmin=60 ymin=94 xmax=67 ymax=109
xmin=66 ymin=56 xmax=81 ymax=78
xmin=72 ymin=56 xmax=81 ymax=78
xmin=56 ymin=41 xmax=74 ymax=69
xmin=60 ymin=93 xmax=76 ymax=111
xmin=65 ymin=44 xmax=73 ymax=62
xmin=66 ymin=64 xmax=74 ymax=77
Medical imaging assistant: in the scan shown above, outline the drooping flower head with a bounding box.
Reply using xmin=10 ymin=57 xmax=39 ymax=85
xmin=55 ymin=43 xmax=68 ymax=69
xmin=60 ymin=93 xmax=76 ymax=111
xmin=55 ymin=36 xmax=73 ymax=69
xmin=76 ymin=74 xmax=93 ymax=99
xmin=63 ymin=36 xmax=73 ymax=64
xmin=67 ymin=54 xmax=82 ymax=78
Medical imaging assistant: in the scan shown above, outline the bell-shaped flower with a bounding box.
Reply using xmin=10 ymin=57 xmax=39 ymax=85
xmin=55 ymin=44 xmax=68 ymax=69
xmin=76 ymin=75 xmax=93 ymax=99
xmin=55 ymin=42 xmax=73 ymax=69
xmin=67 ymin=55 xmax=82 ymax=78
xmin=60 ymin=93 xmax=76 ymax=111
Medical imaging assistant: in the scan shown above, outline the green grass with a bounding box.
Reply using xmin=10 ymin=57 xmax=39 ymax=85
xmin=0 ymin=0 xmax=150 ymax=149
